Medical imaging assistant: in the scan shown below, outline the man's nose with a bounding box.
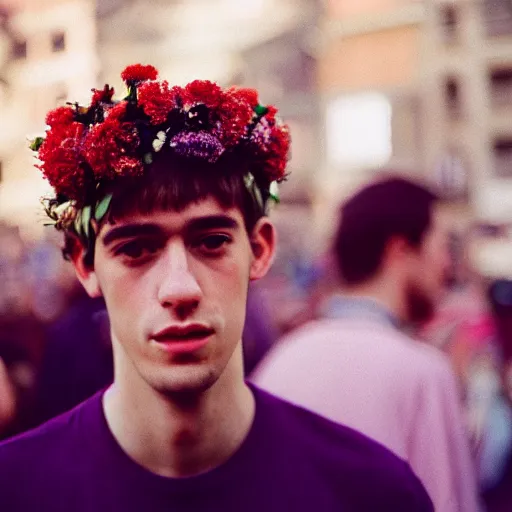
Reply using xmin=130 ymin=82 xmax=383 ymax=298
xmin=157 ymin=242 xmax=202 ymax=314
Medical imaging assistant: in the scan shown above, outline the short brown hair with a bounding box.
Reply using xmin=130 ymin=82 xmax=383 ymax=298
xmin=334 ymin=177 xmax=438 ymax=285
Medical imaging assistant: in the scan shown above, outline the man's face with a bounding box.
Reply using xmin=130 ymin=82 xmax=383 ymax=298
xmin=75 ymin=197 xmax=274 ymax=395
xmin=405 ymin=209 xmax=451 ymax=325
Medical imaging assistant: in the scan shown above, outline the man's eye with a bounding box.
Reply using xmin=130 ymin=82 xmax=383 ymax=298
xmin=197 ymin=234 xmax=231 ymax=252
xmin=114 ymin=240 xmax=160 ymax=260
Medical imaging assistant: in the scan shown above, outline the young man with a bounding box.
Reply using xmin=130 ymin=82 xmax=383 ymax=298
xmin=0 ymin=66 xmax=432 ymax=511
xmin=254 ymin=177 xmax=480 ymax=512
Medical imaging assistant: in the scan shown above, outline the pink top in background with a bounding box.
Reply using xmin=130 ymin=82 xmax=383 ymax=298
xmin=253 ymin=317 xmax=480 ymax=512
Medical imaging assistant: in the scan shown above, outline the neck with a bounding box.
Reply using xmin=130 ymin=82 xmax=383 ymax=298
xmin=340 ymin=273 xmax=406 ymax=323
xmin=103 ymin=343 xmax=255 ymax=478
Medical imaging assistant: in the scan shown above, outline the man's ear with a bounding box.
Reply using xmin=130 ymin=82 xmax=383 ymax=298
xmin=67 ymin=235 xmax=102 ymax=298
xmin=249 ymin=217 xmax=277 ymax=281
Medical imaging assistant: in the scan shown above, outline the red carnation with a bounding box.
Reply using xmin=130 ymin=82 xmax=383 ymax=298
xmin=45 ymin=106 xmax=75 ymax=128
xmin=228 ymin=87 xmax=259 ymax=108
xmin=182 ymin=80 xmax=223 ymax=109
xmin=216 ymin=89 xmax=255 ymax=146
xmin=121 ymin=64 xmax=158 ymax=84
xmin=84 ymin=119 xmax=142 ymax=179
xmin=138 ymin=80 xmax=181 ymax=125
xmin=262 ymin=123 xmax=290 ymax=182
xmin=37 ymin=122 xmax=88 ymax=200
xmin=91 ymin=85 xmax=115 ymax=106
xmin=266 ymin=105 xmax=278 ymax=120
xmin=248 ymin=113 xmax=290 ymax=183
xmin=104 ymin=101 xmax=128 ymax=121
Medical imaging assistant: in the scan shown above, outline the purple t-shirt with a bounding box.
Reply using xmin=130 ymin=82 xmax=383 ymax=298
xmin=0 ymin=385 xmax=432 ymax=511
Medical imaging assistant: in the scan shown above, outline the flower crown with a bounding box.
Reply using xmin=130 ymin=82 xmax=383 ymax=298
xmin=31 ymin=64 xmax=291 ymax=235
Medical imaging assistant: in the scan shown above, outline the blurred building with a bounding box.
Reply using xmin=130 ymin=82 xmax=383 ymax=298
xmin=317 ymin=0 xmax=512 ymax=277
xmin=97 ymin=0 xmax=311 ymax=86
xmin=315 ymin=0 xmax=427 ymax=241
xmin=423 ymin=0 xmax=512 ymax=277
xmin=239 ymin=10 xmax=322 ymax=264
xmin=0 ymin=0 xmax=97 ymax=236
xmin=423 ymin=0 xmax=512 ymax=219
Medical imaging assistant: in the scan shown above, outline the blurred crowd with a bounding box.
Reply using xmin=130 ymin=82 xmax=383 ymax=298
xmin=0 ymin=222 xmax=110 ymax=435
xmin=420 ymin=235 xmax=512 ymax=510
xmin=1 ymin=186 xmax=512 ymax=510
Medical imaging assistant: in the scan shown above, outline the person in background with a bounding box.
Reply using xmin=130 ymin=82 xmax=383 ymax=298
xmin=34 ymin=291 xmax=112 ymax=425
xmin=0 ymin=225 xmax=46 ymax=437
xmin=0 ymin=357 xmax=15 ymax=435
xmin=480 ymin=279 xmax=512 ymax=512
xmin=419 ymin=227 xmax=510 ymax=501
xmin=253 ymin=176 xmax=480 ymax=512
xmin=242 ymin=283 xmax=278 ymax=376
xmin=0 ymin=66 xmax=432 ymax=511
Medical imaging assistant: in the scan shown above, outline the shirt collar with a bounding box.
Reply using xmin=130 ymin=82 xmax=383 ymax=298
xmin=321 ymin=294 xmax=400 ymax=329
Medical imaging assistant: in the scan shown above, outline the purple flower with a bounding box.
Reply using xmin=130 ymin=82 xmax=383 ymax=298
xmin=169 ymin=131 xmax=224 ymax=163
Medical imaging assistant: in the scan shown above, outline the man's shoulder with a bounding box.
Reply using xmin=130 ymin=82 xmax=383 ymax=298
xmin=253 ymin=386 xmax=433 ymax=509
xmin=256 ymin=318 xmax=451 ymax=378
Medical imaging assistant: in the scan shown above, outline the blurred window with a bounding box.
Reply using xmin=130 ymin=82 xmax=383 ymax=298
xmin=490 ymin=67 xmax=512 ymax=107
xmin=54 ymin=83 xmax=67 ymax=107
xmin=326 ymin=92 xmax=392 ymax=169
xmin=440 ymin=4 xmax=458 ymax=43
xmin=445 ymin=77 xmax=462 ymax=118
xmin=493 ymin=138 xmax=512 ymax=177
xmin=433 ymin=150 xmax=469 ymax=200
xmin=12 ymin=40 xmax=27 ymax=60
xmin=51 ymin=32 xmax=65 ymax=53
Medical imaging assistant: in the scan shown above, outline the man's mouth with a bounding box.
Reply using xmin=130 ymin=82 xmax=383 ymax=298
xmin=151 ymin=324 xmax=215 ymax=353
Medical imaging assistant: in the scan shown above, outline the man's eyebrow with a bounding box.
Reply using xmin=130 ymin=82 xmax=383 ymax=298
xmin=102 ymin=224 xmax=164 ymax=246
xmin=185 ymin=215 xmax=240 ymax=232
xmin=101 ymin=215 xmax=240 ymax=246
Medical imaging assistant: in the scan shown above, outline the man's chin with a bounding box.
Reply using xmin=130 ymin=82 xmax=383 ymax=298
xmin=153 ymin=366 xmax=219 ymax=399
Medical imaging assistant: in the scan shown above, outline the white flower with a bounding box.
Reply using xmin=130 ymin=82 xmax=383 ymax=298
xmin=269 ymin=181 xmax=279 ymax=198
xmin=53 ymin=200 xmax=74 ymax=216
xmin=152 ymin=131 xmax=167 ymax=152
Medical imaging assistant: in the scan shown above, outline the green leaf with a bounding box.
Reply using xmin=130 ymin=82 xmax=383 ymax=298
xmin=243 ymin=172 xmax=264 ymax=211
xmin=29 ymin=136 xmax=45 ymax=151
xmin=74 ymin=210 xmax=83 ymax=237
xmin=253 ymin=185 xmax=263 ymax=211
xmin=81 ymin=205 xmax=91 ymax=239
xmin=254 ymin=104 xmax=268 ymax=116
xmin=95 ymin=194 xmax=113 ymax=223
xmin=125 ymin=85 xmax=138 ymax=103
